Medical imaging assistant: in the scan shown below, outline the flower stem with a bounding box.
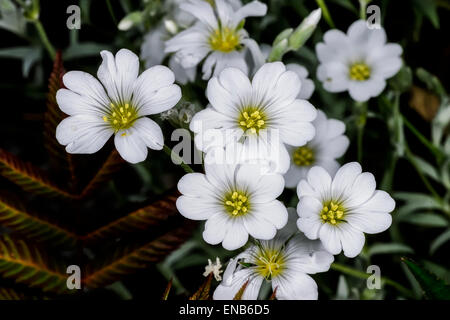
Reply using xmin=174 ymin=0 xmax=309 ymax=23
xmin=315 ymin=0 xmax=335 ymax=28
xmin=330 ymin=263 xmax=415 ymax=299
xmin=402 ymin=115 xmax=445 ymax=162
xmin=106 ymin=0 xmax=118 ymax=25
xmin=163 ymin=145 xmax=194 ymax=174
xmin=33 ymin=20 xmax=56 ymax=60
xmin=354 ymin=101 xmax=367 ymax=164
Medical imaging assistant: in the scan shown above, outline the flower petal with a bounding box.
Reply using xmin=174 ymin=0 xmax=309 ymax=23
xmin=176 ymin=195 xmax=221 ymax=221
xmin=222 ymin=220 xmax=249 ymax=250
xmin=56 ymin=115 xmax=113 ymax=154
xmin=132 ymin=117 xmax=164 ymax=150
xmin=273 ymin=272 xmax=318 ymax=300
xmin=97 ymin=49 xmax=139 ymax=103
xmin=114 ymin=128 xmax=148 ymax=163
xmin=252 ymin=200 xmax=288 ymax=229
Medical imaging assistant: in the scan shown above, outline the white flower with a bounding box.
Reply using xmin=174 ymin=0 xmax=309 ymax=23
xmin=284 ymin=110 xmax=349 ymax=188
xmin=190 ymin=62 xmax=317 ymax=174
xmin=55 ymin=49 xmax=181 ymax=164
xmin=296 ymin=162 xmax=395 ymax=258
xmin=213 ymin=214 xmax=334 ymax=300
xmin=203 ymin=257 xmax=223 ymax=281
xmin=176 ymin=162 xmax=288 ymax=250
xmin=316 ymin=20 xmax=403 ymax=102
xmin=165 ymin=0 xmax=267 ymax=80
xmin=286 ymin=63 xmax=315 ymax=99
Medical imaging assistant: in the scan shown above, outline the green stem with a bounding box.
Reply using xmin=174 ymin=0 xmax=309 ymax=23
xmin=404 ymin=146 xmax=441 ymax=200
xmin=331 ymin=263 xmax=415 ymax=299
xmin=163 ymin=145 xmax=194 ymax=174
xmin=315 ymin=0 xmax=335 ymax=28
xmin=359 ymin=0 xmax=369 ymax=20
xmin=106 ymin=0 xmax=118 ymax=25
xmin=402 ymin=115 xmax=445 ymax=161
xmin=33 ymin=20 xmax=56 ymax=60
xmin=355 ymin=101 xmax=367 ymax=164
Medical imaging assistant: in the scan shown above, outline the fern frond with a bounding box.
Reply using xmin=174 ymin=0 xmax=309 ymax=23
xmin=0 ymin=149 xmax=75 ymax=199
xmin=83 ymin=222 xmax=196 ymax=288
xmin=0 ymin=197 xmax=77 ymax=246
xmin=81 ymin=191 xmax=179 ymax=244
xmin=43 ymin=51 xmax=77 ymax=187
xmin=79 ymin=150 xmax=124 ymax=198
xmin=0 ymin=236 xmax=69 ymax=294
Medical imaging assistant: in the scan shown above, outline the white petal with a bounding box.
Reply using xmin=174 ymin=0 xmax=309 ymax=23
xmin=97 ymin=49 xmax=139 ymax=103
xmin=207 ymin=67 xmax=252 ymax=116
xmin=348 ymin=78 xmax=386 ymax=102
xmin=273 ymin=272 xmax=318 ymax=300
xmin=346 ymin=211 xmax=392 ymax=234
xmin=56 ymin=115 xmax=113 ymax=154
xmin=244 ymin=214 xmax=277 ymax=240
xmin=307 ymin=166 xmax=332 ymax=195
xmin=62 ymin=71 xmax=110 ymax=107
xmin=132 ymin=65 xmax=180 ymax=115
xmin=319 ymin=223 xmax=342 ymax=255
xmin=222 ymin=221 xmax=249 ymax=250
xmin=331 ymin=162 xmax=362 ymax=200
xmin=358 ymin=190 xmax=396 ymax=213
xmin=114 ymin=128 xmax=148 ymax=163
xmin=316 ymin=62 xmax=349 ymax=92
xmin=204 ymin=212 xmax=231 ymax=244
xmin=239 ymin=167 xmax=284 ymax=202
xmin=180 ymin=0 xmax=218 ymax=29
xmin=252 ymin=200 xmax=288 ymax=229
xmin=177 ymin=172 xmax=217 ymax=198
xmin=213 ymin=269 xmax=262 ymax=300
xmin=56 ymin=88 xmax=107 ymax=117
xmin=252 ymin=62 xmax=287 ymax=103
xmin=176 ymin=195 xmax=221 ymax=220
xmin=345 ymin=172 xmax=376 ymax=208
xmin=232 ymin=0 xmax=267 ymax=27
xmin=285 ymin=234 xmax=334 ymax=274
xmin=132 ymin=117 xmax=164 ymax=150
xmin=337 ymin=223 xmax=365 ymax=258
xmin=284 ymin=165 xmax=308 ymax=189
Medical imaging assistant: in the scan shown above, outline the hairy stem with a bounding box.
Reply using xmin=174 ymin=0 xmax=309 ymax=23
xmin=33 ymin=20 xmax=56 ymax=60
xmin=163 ymin=145 xmax=194 ymax=174
xmin=331 ymin=263 xmax=415 ymax=299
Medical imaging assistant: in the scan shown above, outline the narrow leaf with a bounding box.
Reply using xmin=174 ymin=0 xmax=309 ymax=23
xmin=233 ymin=280 xmax=249 ymax=300
xmin=401 ymin=257 xmax=450 ymax=300
xmin=162 ymin=278 xmax=173 ymax=300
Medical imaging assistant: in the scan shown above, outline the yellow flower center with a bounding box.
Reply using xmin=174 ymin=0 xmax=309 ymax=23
xmin=293 ymin=146 xmax=315 ymax=166
xmin=209 ymin=27 xmax=240 ymax=53
xmin=103 ymin=102 xmax=139 ymax=133
xmin=320 ymin=201 xmax=346 ymax=225
xmin=224 ymin=191 xmax=250 ymax=217
xmin=349 ymin=63 xmax=371 ymax=81
xmin=256 ymin=249 xmax=284 ymax=280
xmin=238 ymin=107 xmax=266 ymax=134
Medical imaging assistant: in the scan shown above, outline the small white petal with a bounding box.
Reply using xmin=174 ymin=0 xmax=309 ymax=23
xmin=252 ymin=200 xmax=288 ymax=229
xmin=176 ymin=195 xmax=221 ymax=221
xmin=114 ymin=128 xmax=148 ymax=163
xmin=273 ymin=272 xmax=318 ymax=300
xmin=132 ymin=117 xmax=164 ymax=151
xmin=337 ymin=223 xmax=366 ymax=258
xmin=222 ymin=221 xmax=249 ymax=250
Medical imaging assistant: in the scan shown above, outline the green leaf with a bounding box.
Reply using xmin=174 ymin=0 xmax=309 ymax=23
xmin=430 ymin=229 xmax=450 ymax=255
xmin=402 ymin=213 xmax=448 ymax=228
xmin=63 ymin=42 xmax=114 ymax=60
xmin=367 ymin=243 xmax=414 ymax=257
xmin=412 ymin=0 xmax=440 ymax=29
xmin=401 ymin=257 xmax=450 ymax=299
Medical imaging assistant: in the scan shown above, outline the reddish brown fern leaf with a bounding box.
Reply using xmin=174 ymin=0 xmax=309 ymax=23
xmin=189 ymin=273 xmax=213 ymax=300
xmin=79 ymin=150 xmax=124 ymax=198
xmin=43 ymin=50 xmax=77 ymax=188
xmin=0 ymin=149 xmax=75 ymax=199
xmin=83 ymin=221 xmax=196 ymax=289
xmin=81 ymin=191 xmax=179 ymax=244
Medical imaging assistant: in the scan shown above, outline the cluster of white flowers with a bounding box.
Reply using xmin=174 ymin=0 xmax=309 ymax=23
xmin=55 ymin=0 xmax=402 ymax=300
